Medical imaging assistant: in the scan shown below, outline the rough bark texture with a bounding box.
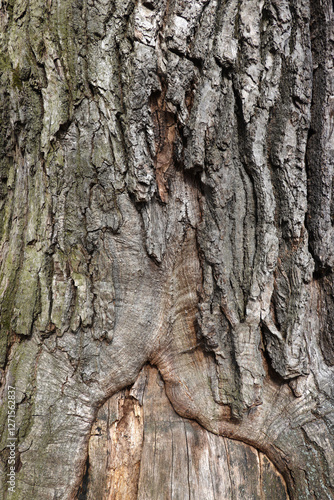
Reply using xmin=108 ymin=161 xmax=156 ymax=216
xmin=0 ymin=0 xmax=333 ymax=498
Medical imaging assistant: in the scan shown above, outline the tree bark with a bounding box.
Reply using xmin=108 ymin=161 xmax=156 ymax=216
xmin=0 ymin=0 xmax=333 ymax=498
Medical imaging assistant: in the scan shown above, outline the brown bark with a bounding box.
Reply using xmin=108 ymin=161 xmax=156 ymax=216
xmin=0 ymin=0 xmax=333 ymax=498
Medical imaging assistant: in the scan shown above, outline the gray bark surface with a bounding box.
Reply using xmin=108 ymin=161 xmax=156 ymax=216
xmin=0 ymin=0 xmax=333 ymax=498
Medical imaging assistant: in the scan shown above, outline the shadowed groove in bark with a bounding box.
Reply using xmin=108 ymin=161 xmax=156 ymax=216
xmin=77 ymin=457 xmax=89 ymax=500
xmin=306 ymin=0 xmax=334 ymax=368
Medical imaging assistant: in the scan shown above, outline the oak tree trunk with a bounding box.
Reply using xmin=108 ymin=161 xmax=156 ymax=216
xmin=0 ymin=0 xmax=333 ymax=498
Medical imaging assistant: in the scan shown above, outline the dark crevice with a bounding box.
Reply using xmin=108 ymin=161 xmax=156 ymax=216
xmin=53 ymin=119 xmax=72 ymax=142
xmin=305 ymin=0 xmax=328 ymax=267
xmin=77 ymin=456 xmax=89 ymax=499
xmin=312 ymin=264 xmax=332 ymax=281
xmin=142 ymin=1 xmax=155 ymax=11
xmin=167 ymin=46 xmax=203 ymax=71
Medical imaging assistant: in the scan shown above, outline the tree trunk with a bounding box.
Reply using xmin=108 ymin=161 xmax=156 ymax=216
xmin=0 ymin=0 xmax=333 ymax=498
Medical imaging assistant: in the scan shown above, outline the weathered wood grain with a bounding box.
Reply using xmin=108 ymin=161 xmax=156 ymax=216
xmin=85 ymin=367 xmax=289 ymax=500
